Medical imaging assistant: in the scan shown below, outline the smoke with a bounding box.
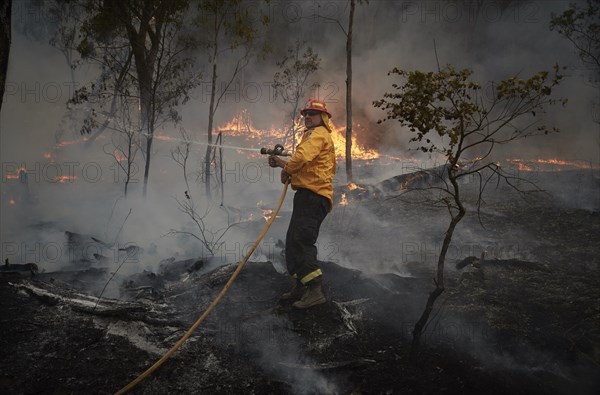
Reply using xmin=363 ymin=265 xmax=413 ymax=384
xmin=4 ymin=1 xmax=599 ymax=149
xmin=236 ymin=315 xmax=340 ymax=394
xmin=0 ymin=1 xmax=596 ymax=281
xmin=343 ymin=1 xmax=596 ymax=161
xmin=3 ymin=5 xmax=600 ymax=395
xmin=0 ymin=0 xmax=597 ymax=285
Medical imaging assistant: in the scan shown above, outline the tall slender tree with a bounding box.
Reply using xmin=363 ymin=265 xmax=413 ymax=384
xmin=345 ymin=0 xmax=356 ymax=183
xmin=196 ymin=0 xmax=269 ymax=199
xmin=551 ymin=0 xmax=600 ymax=158
xmin=320 ymin=0 xmax=368 ymax=183
xmin=61 ymin=0 xmax=200 ymax=196
xmin=273 ymin=40 xmax=321 ymax=150
xmin=550 ymin=0 xmax=600 ymax=75
xmin=103 ymin=95 xmax=142 ymax=198
xmin=0 ymin=0 xmax=11 ymax=113
xmin=375 ymin=64 xmax=566 ymax=360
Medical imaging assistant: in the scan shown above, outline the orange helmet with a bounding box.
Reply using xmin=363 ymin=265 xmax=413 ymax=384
xmin=300 ymin=98 xmax=332 ymax=118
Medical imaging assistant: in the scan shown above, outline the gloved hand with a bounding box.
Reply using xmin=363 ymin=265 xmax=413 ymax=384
xmin=280 ymin=170 xmax=291 ymax=184
xmin=268 ymin=155 xmax=286 ymax=168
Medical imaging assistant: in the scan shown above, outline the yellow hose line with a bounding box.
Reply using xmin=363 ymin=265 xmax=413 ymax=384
xmin=114 ymin=181 xmax=290 ymax=394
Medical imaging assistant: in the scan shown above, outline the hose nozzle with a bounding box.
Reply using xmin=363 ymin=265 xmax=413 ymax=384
xmin=260 ymin=144 xmax=291 ymax=157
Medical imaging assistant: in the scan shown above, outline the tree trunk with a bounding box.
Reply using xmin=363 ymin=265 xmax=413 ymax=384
xmin=123 ymin=14 xmax=150 ymax=197
xmin=120 ymin=2 xmax=159 ymax=198
xmin=0 ymin=0 xmax=11 ymax=113
xmin=409 ymin=286 xmax=444 ymax=361
xmin=291 ymin=100 xmax=299 ymax=151
xmin=135 ymin=55 xmax=155 ymax=197
xmin=409 ymin=212 xmax=464 ymax=361
xmin=410 ymin=170 xmax=466 ymax=361
xmin=217 ymin=132 xmax=224 ymax=206
xmin=124 ymin=132 xmax=134 ymax=198
xmin=140 ymin=78 xmax=153 ymax=197
xmin=141 ymin=109 xmax=152 ymax=196
xmin=85 ymin=50 xmax=133 ymax=147
xmin=205 ymin=43 xmax=218 ymax=199
xmin=124 ymin=169 xmax=130 ymax=197
xmin=345 ymin=0 xmax=355 ymax=183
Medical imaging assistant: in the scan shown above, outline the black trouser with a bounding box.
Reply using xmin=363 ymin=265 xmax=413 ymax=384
xmin=285 ymin=188 xmax=330 ymax=284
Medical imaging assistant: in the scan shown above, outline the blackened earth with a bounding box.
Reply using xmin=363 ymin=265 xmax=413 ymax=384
xmin=1 ymin=181 xmax=599 ymax=394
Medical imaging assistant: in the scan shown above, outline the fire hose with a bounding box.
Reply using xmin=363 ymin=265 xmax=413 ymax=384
xmin=114 ymin=178 xmax=290 ymax=394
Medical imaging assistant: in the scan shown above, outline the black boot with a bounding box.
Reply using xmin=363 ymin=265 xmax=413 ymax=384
xmin=292 ymin=278 xmax=326 ymax=309
xmin=280 ymin=279 xmax=306 ymax=301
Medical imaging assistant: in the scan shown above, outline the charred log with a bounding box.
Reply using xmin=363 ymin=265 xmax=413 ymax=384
xmin=0 ymin=262 xmax=38 ymax=276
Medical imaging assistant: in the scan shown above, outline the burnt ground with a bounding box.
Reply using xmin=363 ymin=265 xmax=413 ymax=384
xmin=1 ymin=174 xmax=600 ymax=394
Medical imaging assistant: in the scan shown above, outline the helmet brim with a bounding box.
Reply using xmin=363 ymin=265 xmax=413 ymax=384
xmin=301 ymin=109 xmax=332 ymax=118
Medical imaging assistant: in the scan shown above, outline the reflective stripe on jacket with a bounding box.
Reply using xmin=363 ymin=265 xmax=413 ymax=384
xmin=284 ymin=125 xmax=336 ymax=209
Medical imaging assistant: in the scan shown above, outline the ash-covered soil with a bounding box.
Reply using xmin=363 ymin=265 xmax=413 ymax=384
xmin=1 ymin=171 xmax=599 ymax=394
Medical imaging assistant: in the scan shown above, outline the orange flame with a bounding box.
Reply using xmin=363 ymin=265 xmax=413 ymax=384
xmin=54 ymin=137 xmax=88 ymax=148
xmin=347 ymin=182 xmax=366 ymax=191
xmin=5 ymin=167 xmax=27 ymax=180
xmin=56 ymin=175 xmax=77 ymax=183
xmin=256 ymin=200 xmax=277 ymax=221
xmin=339 ymin=193 xmax=348 ymax=206
xmin=153 ymin=134 xmax=180 ymax=143
xmin=113 ymin=150 xmax=128 ymax=162
xmin=217 ymin=111 xmax=380 ymax=161
xmin=507 ymin=158 xmax=598 ymax=171
xmin=329 ymin=120 xmax=380 ymax=160
xmin=217 ymin=110 xmax=286 ymax=142
xmin=262 ymin=209 xmax=274 ymax=222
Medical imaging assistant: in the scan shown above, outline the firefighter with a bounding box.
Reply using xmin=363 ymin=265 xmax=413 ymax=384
xmin=269 ymin=98 xmax=336 ymax=309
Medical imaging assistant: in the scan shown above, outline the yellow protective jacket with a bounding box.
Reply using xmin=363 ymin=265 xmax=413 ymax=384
xmin=284 ymin=125 xmax=336 ymax=209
